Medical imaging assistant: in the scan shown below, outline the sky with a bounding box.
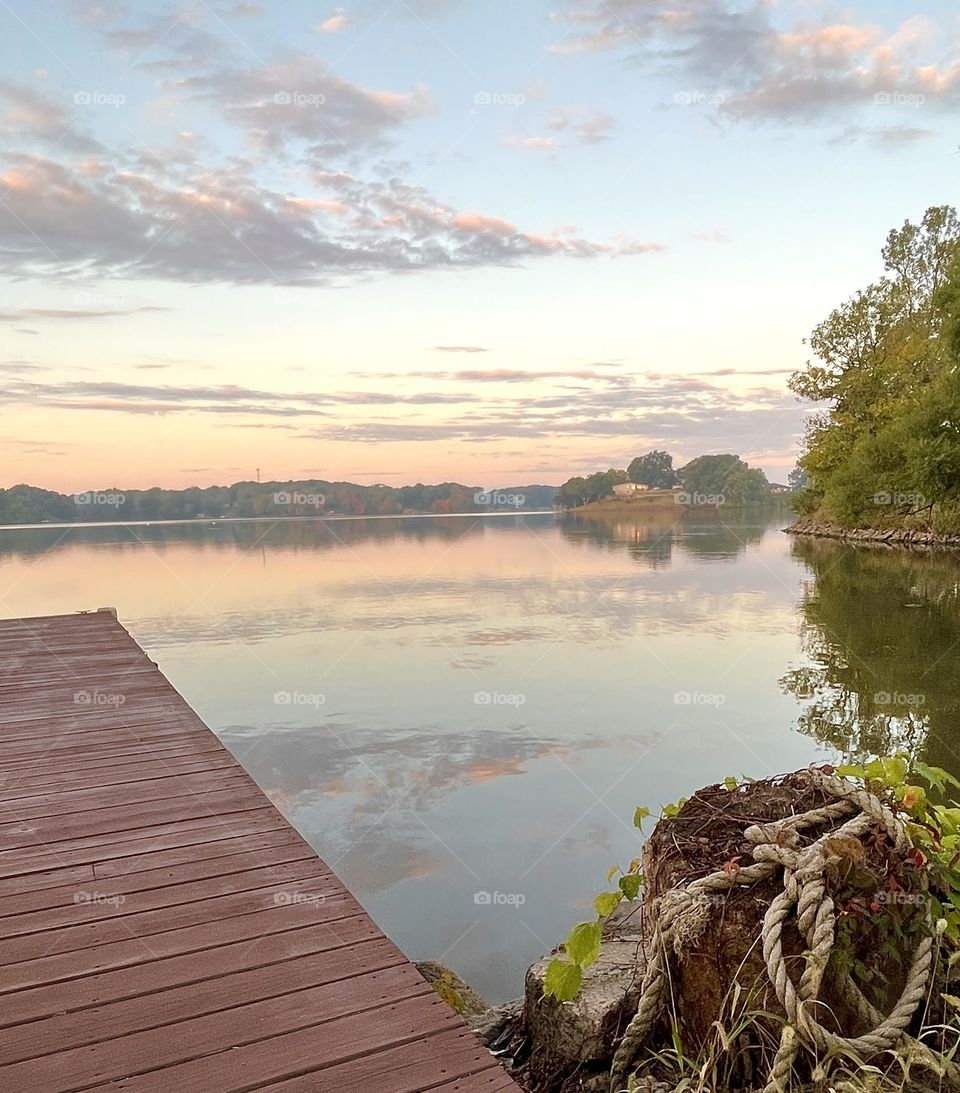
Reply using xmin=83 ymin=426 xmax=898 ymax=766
xmin=1 ymin=0 xmax=958 ymax=491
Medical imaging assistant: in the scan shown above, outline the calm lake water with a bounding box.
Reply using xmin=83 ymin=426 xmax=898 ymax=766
xmin=2 ymin=510 xmax=958 ymax=1002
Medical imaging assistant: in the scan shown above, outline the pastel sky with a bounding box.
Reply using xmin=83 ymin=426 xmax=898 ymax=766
xmin=2 ymin=0 xmax=958 ymax=491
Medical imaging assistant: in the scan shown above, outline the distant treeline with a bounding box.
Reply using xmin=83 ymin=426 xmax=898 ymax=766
xmin=0 ymin=480 xmax=560 ymax=525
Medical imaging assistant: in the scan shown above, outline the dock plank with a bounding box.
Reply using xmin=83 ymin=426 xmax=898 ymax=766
xmin=0 ymin=612 xmax=517 ymax=1092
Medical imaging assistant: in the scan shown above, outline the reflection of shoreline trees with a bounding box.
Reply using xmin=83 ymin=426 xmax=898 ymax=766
xmin=558 ymin=511 xmax=767 ymax=568
xmin=780 ymin=538 xmax=960 ymax=774
xmin=0 ymin=513 xmax=553 ymax=560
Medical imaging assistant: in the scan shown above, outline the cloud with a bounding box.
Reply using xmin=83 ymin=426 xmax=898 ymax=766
xmin=0 ymin=306 xmax=168 ymax=322
xmin=830 ymin=124 xmax=937 ymax=151
xmin=551 ymin=4 xmax=960 ymax=129
xmin=361 ymin=367 xmax=625 ymax=383
xmin=3 ymin=363 xmax=806 ymax=470
xmin=509 ymin=108 xmax=615 ymax=154
xmin=506 ymin=135 xmax=558 ymax=152
xmin=0 ymin=152 xmax=663 ymax=284
xmin=691 ymin=228 xmax=731 ymax=244
xmin=0 ymin=81 xmax=102 ymax=154
xmin=433 ymin=346 xmax=489 ymax=353
xmin=173 ymin=55 xmax=432 ymax=155
xmin=88 ymin=4 xmax=230 ymax=72
xmin=545 ymin=107 xmax=616 ymax=144
xmin=0 ymin=376 xmax=484 ymax=417
xmin=222 ymin=2 xmax=264 ymax=16
xmin=313 ymin=8 xmax=349 ymax=33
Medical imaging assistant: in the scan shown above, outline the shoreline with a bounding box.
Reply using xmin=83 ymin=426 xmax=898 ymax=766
xmin=785 ymin=518 xmax=960 ymax=548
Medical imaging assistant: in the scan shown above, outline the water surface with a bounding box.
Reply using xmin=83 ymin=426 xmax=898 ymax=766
xmin=1 ymin=510 xmax=955 ymax=1002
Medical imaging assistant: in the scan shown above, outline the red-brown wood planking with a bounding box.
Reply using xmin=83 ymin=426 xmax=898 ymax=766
xmin=0 ymin=612 xmax=518 ymax=1093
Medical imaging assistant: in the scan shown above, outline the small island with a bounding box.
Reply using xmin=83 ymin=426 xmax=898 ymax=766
xmin=555 ymin=450 xmax=791 ymax=514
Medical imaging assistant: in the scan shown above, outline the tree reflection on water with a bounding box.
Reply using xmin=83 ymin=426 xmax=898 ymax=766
xmin=781 ymin=538 xmax=960 ymax=775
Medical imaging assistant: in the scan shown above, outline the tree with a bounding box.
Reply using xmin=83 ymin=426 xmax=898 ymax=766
xmin=787 ymin=465 xmax=808 ymax=492
xmin=722 ymin=467 xmax=769 ymax=506
xmin=555 ymin=468 xmax=628 ymax=508
xmin=679 ymin=454 xmax=746 ymax=498
xmin=791 ymin=206 xmax=960 ymax=530
xmin=626 ymin=450 xmax=678 ymax=489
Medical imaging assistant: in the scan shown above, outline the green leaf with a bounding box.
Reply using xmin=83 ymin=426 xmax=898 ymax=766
xmin=566 ymin=920 xmax=603 ymax=968
xmin=543 ymin=959 xmax=583 ymax=1002
xmin=723 ymin=776 xmax=738 ymax=792
xmin=836 ymin=763 xmax=866 ymax=779
xmin=594 ymin=890 xmax=622 ymax=918
xmin=881 ymin=756 xmax=909 ymax=787
xmin=606 ymin=864 xmax=619 ymax=884
xmin=633 ymin=806 xmax=651 ymax=830
xmin=915 ymin=762 xmax=960 ymax=793
xmin=619 ymin=873 xmax=643 ymax=900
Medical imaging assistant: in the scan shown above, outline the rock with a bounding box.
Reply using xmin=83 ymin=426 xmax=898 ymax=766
xmin=785 ymin=518 xmax=960 ymax=549
xmin=415 ymin=960 xmax=490 ymax=1019
xmin=470 ymin=999 xmax=523 ymax=1045
xmin=523 ymin=904 xmax=647 ymax=1088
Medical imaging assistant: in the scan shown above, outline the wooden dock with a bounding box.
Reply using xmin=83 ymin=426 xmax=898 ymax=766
xmin=0 ymin=611 xmax=519 ymax=1092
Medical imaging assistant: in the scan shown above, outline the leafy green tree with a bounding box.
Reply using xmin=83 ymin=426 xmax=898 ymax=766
xmin=555 ymin=468 xmax=628 ymax=508
xmin=791 ymin=206 xmax=960 ymax=529
xmin=626 ymin=450 xmax=677 ymax=489
xmin=680 ymin=454 xmax=746 ymax=497
xmin=722 ymin=467 xmax=769 ymax=506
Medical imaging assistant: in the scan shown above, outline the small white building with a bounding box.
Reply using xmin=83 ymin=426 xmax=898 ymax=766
xmin=612 ymin=482 xmax=651 ymax=498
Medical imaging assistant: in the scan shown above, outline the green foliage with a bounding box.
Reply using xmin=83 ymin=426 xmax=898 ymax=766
xmin=556 ymin=449 xmax=778 ymax=511
xmin=834 ymin=755 xmax=960 ymax=944
xmin=678 ymin=454 xmax=770 ymax=505
xmin=680 ymin=454 xmax=748 ymax=498
xmin=554 ymin=468 xmax=628 ymax=509
xmin=627 ymin=450 xmax=678 ymax=489
xmin=543 ymin=959 xmax=582 ymax=1002
xmin=633 ymin=806 xmax=651 ymax=829
xmin=793 ymin=205 xmax=960 ymax=530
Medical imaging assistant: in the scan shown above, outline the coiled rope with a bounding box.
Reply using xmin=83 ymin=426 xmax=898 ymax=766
xmin=609 ymin=768 xmax=959 ymax=1093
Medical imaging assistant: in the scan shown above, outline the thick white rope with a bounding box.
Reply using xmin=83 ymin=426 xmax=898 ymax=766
xmin=608 ymin=769 xmax=958 ymax=1093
